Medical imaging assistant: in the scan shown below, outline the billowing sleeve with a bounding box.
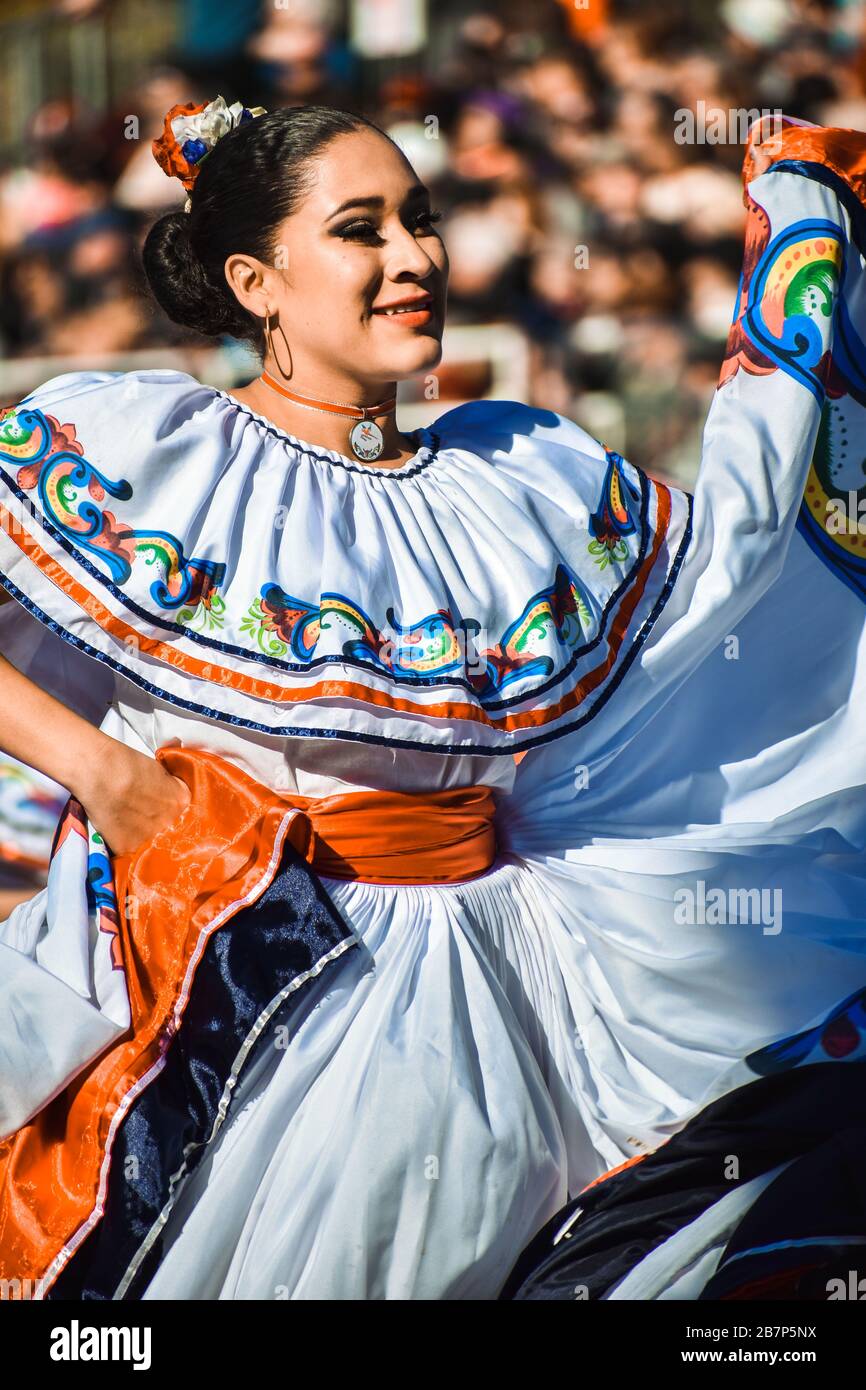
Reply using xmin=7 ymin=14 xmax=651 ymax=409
xmin=497 ymin=117 xmax=866 ymax=1164
xmin=509 ymin=115 xmax=866 ymax=841
xmin=0 ymin=368 xmax=235 ymax=724
xmin=637 ymin=118 xmax=866 ymax=695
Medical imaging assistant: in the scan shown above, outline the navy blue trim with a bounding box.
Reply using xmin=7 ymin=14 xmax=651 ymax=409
xmin=760 ymin=157 xmax=866 ymax=605
xmin=214 ymin=391 xmax=441 ymax=478
xmin=0 ymin=452 xmax=659 ymax=711
xmin=584 ymin=488 xmax=693 ymax=717
xmin=0 ymin=492 xmax=692 ymax=757
xmin=741 ymin=216 xmax=847 ymax=406
xmin=795 ymin=508 xmax=866 ymax=603
xmin=45 ymin=830 xmax=358 ymax=1301
xmin=761 ymin=158 xmax=866 ymax=261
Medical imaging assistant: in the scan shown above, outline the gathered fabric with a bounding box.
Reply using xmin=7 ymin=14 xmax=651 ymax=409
xmin=0 ymin=746 xmax=503 ymax=1294
xmin=269 ymin=776 xmax=499 ymax=885
xmin=1 ymin=114 xmax=866 ymax=1299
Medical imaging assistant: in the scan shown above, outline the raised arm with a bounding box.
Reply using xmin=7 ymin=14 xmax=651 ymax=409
xmin=636 ymin=117 xmax=860 ymax=685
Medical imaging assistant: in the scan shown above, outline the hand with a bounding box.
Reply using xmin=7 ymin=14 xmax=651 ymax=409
xmin=749 ymin=114 xmax=784 ymax=177
xmin=75 ymin=740 xmax=192 ymax=858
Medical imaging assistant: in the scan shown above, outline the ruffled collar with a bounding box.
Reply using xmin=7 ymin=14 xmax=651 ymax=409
xmin=0 ymin=369 xmax=692 ymax=754
xmin=211 ymin=384 xmax=442 ymax=479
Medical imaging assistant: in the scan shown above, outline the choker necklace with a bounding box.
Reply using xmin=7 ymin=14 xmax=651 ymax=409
xmin=258 ymin=370 xmax=397 ymax=462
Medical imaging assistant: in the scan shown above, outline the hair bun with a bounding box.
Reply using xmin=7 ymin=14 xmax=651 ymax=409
xmin=142 ymin=104 xmax=378 ymax=349
xmin=142 ymin=209 xmax=241 ymax=338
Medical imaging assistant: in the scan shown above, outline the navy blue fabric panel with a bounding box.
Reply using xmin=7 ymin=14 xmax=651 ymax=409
xmin=698 ymin=1126 xmax=866 ymax=1300
xmin=46 ymin=836 xmax=357 ymax=1301
xmin=498 ymin=1059 xmax=866 ymax=1301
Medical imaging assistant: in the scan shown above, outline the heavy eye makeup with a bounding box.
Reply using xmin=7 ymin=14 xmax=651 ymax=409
xmin=334 ymin=208 xmax=444 ymax=242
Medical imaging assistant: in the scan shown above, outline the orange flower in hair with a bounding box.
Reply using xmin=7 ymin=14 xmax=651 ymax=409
xmin=152 ymin=96 xmax=267 ymax=207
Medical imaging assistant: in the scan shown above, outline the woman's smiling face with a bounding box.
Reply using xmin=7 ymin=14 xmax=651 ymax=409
xmin=226 ymin=125 xmax=449 ymax=390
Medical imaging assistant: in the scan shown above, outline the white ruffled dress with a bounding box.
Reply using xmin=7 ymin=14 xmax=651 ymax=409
xmin=2 ymin=124 xmax=866 ymax=1299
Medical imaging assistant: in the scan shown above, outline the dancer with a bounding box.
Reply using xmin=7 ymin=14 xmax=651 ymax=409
xmin=0 ymin=99 xmax=864 ymax=1301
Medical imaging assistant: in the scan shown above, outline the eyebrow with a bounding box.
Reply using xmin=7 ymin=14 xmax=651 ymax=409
xmin=326 ymin=184 xmax=430 ymax=220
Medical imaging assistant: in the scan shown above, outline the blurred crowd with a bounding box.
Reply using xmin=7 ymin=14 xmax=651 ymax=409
xmin=1 ymin=0 xmax=866 ymax=485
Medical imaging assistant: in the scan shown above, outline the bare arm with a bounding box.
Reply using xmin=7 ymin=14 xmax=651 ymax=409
xmin=0 ymin=647 xmax=190 ymax=856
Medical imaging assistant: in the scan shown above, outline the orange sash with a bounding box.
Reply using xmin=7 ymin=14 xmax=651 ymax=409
xmin=0 ymin=746 xmax=499 ymax=1294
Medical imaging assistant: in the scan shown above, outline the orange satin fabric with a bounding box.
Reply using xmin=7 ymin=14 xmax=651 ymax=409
xmin=155 ymin=746 xmax=499 ymax=886
xmin=0 ymin=745 xmax=499 ymax=1292
xmin=147 ymin=746 xmax=500 ymax=887
xmin=741 ymin=119 xmax=866 ymax=197
xmin=275 ymin=779 xmax=498 ymax=885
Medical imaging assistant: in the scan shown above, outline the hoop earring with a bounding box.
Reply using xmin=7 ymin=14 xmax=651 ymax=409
xmin=263 ymin=308 xmax=292 ymax=380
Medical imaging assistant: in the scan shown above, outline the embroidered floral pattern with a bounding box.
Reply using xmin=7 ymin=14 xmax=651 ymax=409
xmin=0 ymin=406 xmax=226 ymax=612
xmin=0 ymin=400 xmax=660 ymax=718
xmin=718 ymin=189 xmax=866 ymax=601
xmin=179 ymin=592 xmax=227 ymax=632
xmin=588 ymin=447 xmax=639 ymax=569
xmin=241 ymin=562 xmax=597 ymax=701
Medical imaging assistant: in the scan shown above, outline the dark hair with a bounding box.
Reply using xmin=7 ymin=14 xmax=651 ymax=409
xmin=142 ymin=105 xmax=385 ymax=351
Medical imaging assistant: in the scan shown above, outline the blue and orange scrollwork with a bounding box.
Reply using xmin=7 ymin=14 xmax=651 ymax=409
xmin=720 ymin=190 xmax=866 ymax=601
xmin=0 ymin=406 xmax=226 ymax=612
xmin=49 ymin=797 xmax=124 ymax=973
xmin=0 ymin=402 xmax=650 ymax=704
xmin=589 ymin=447 xmax=639 ymax=568
xmin=242 ymin=562 xmax=597 ymax=703
xmin=239 ymin=449 xmax=636 ymax=700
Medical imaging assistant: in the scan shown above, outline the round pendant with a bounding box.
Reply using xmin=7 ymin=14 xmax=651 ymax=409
xmin=350 ymin=418 xmax=384 ymax=462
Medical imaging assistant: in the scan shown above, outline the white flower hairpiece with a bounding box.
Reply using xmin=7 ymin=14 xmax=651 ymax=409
xmin=152 ymin=95 xmax=268 ymax=211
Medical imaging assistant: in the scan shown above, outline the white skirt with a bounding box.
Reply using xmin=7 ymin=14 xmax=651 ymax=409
xmin=138 ymin=861 xmax=578 ymax=1301
xmin=134 ymin=787 xmax=864 ymax=1301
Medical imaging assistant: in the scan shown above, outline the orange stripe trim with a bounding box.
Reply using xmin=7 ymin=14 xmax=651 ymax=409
xmin=579 ymin=1151 xmax=651 ymax=1194
xmin=0 ymin=483 xmax=671 ymax=733
xmin=0 ymin=749 xmax=501 ymax=1290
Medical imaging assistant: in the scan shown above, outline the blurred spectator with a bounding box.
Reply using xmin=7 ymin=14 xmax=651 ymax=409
xmin=1 ymin=0 xmax=865 ymax=484
xmin=171 ymin=0 xmax=263 ymax=100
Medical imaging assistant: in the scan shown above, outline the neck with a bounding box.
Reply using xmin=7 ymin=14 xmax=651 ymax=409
xmin=235 ymin=367 xmax=414 ymax=467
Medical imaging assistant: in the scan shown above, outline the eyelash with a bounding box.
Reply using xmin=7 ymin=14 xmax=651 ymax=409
xmin=337 ymin=209 xmax=444 ymax=240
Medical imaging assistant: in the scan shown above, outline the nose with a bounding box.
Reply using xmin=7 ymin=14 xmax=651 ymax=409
xmin=386 ymin=220 xmax=443 ymax=282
